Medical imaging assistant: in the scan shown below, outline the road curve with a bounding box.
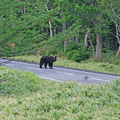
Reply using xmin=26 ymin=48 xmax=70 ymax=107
xmin=0 ymin=58 xmax=119 ymax=84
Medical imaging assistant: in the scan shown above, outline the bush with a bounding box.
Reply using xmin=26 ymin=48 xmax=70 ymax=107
xmin=67 ymin=50 xmax=90 ymax=62
xmin=39 ymin=43 xmax=63 ymax=56
xmin=65 ymin=44 xmax=80 ymax=53
xmin=102 ymin=51 xmax=120 ymax=65
xmin=66 ymin=44 xmax=91 ymax=62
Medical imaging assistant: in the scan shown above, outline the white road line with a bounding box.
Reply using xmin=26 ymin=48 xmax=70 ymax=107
xmin=27 ymin=67 xmax=74 ymax=76
xmin=55 ymin=67 xmax=117 ymax=78
xmin=27 ymin=67 xmax=41 ymax=70
xmin=11 ymin=61 xmax=38 ymax=65
xmin=56 ymin=71 xmax=74 ymax=76
xmin=38 ymin=76 xmax=62 ymax=82
xmin=5 ymin=64 xmax=14 ymax=66
xmin=90 ymin=78 xmax=110 ymax=82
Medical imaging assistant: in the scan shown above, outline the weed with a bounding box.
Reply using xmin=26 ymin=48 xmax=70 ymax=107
xmin=0 ymin=67 xmax=120 ymax=119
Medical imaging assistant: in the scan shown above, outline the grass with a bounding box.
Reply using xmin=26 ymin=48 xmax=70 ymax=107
xmin=9 ymin=54 xmax=120 ymax=75
xmin=0 ymin=66 xmax=120 ymax=120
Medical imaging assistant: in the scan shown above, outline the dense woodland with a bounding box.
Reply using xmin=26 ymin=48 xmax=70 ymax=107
xmin=0 ymin=0 xmax=120 ymax=62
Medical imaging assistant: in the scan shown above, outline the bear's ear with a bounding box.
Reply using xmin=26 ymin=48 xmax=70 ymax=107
xmin=54 ymin=56 xmax=57 ymax=61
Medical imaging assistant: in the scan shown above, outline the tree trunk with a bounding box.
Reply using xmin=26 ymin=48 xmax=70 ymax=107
xmin=115 ymin=23 xmax=120 ymax=57
xmin=49 ymin=20 xmax=53 ymax=39
xmin=45 ymin=5 xmax=53 ymax=39
xmin=54 ymin=29 xmax=56 ymax=34
xmin=88 ymin=36 xmax=95 ymax=57
xmin=23 ymin=6 xmax=26 ymax=14
xmin=96 ymin=32 xmax=102 ymax=58
xmin=63 ymin=22 xmax=68 ymax=51
xmin=116 ymin=45 xmax=120 ymax=56
xmin=22 ymin=0 xmax=26 ymax=14
xmin=89 ymin=39 xmax=95 ymax=57
xmin=84 ymin=28 xmax=90 ymax=48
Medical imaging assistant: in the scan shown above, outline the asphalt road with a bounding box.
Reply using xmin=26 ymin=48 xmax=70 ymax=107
xmin=0 ymin=58 xmax=119 ymax=84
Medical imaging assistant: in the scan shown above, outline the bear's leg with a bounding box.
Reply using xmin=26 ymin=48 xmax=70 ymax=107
xmin=40 ymin=61 xmax=43 ymax=68
xmin=51 ymin=62 xmax=53 ymax=69
xmin=49 ymin=62 xmax=53 ymax=69
xmin=44 ymin=62 xmax=47 ymax=68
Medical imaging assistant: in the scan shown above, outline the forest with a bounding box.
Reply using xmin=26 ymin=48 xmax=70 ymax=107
xmin=0 ymin=0 xmax=120 ymax=60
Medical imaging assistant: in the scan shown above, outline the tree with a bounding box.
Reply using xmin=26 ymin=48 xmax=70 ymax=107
xmin=103 ymin=0 xmax=120 ymax=56
xmin=74 ymin=0 xmax=109 ymax=58
xmin=0 ymin=0 xmax=49 ymax=56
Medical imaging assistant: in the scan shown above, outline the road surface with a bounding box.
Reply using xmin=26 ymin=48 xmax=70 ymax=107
xmin=0 ymin=58 xmax=119 ymax=84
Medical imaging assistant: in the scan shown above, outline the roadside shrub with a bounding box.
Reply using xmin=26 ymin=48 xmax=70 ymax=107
xmin=38 ymin=42 xmax=63 ymax=56
xmin=66 ymin=43 xmax=91 ymax=62
xmin=101 ymin=51 xmax=120 ymax=65
xmin=65 ymin=44 xmax=80 ymax=53
xmin=102 ymin=48 xmax=110 ymax=53
xmin=67 ymin=50 xmax=90 ymax=62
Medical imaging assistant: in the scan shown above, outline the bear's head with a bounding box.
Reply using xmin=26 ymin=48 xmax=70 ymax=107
xmin=54 ymin=56 xmax=57 ymax=62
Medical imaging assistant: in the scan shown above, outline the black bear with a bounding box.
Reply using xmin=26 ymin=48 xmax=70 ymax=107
xmin=40 ymin=56 xmax=57 ymax=69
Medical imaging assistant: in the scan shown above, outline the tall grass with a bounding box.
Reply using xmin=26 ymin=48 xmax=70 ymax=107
xmin=0 ymin=67 xmax=120 ymax=120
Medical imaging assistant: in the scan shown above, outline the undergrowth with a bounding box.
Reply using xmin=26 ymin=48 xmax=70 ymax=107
xmin=0 ymin=67 xmax=120 ymax=120
xmin=0 ymin=67 xmax=47 ymax=96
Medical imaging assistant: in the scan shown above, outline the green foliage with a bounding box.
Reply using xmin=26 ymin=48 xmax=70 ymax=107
xmin=0 ymin=0 xmax=120 ymax=66
xmin=103 ymin=0 xmax=120 ymax=26
xmin=65 ymin=43 xmax=80 ymax=52
xmin=0 ymin=67 xmax=120 ymax=119
xmin=0 ymin=0 xmax=49 ymax=57
xmin=66 ymin=50 xmax=90 ymax=62
xmin=40 ymin=43 xmax=63 ymax=56
xmin=102 ymin=51 xmax=120 ymax=65
xmin=0 ymin=0 xmax=119 ymax=59
xmin=66 ymin=44 xmax=91 ymax=62
xmin=0 ymin=67 xmax=40 ymax=96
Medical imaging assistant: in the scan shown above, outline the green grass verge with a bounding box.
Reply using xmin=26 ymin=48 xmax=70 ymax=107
xmin=0 ymin=67 xmax=45 ymax=96
xmin=0 ymin=67 xmax=120 ymax=120
xmin=9 ymin=55 xmax=120 ymax=75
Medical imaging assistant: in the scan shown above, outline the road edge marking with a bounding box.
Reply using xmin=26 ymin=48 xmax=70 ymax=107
xmin=38 ymin=76 xmax=62 ymax=82
xmin=90 ymin=78 xmax=110 ymax=82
